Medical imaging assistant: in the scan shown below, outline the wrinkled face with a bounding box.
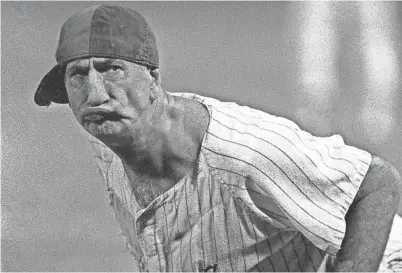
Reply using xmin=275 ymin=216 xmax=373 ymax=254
xmin=64 ymin=57 xmax=155 ymax=146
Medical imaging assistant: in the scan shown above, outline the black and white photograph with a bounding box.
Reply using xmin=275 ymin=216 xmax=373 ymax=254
xmin=2 ymin=1 xmax=402 ymax=272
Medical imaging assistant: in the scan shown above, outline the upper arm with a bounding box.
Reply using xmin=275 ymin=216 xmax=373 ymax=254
xmin=327 ymin=156 xmax=402 ymax=271
xmin=352 ymin=155 xmax=401 ymax=212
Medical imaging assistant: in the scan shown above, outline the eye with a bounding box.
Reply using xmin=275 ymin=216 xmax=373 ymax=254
xmin=67 ymin=69 xmax=85 ymax=86
xmin=68 ymin=67 xmax=86 ymax=78
xmin=70 ymin=71 xmax=81 ymax=78
xmin=107 ymin=65 xmax=123 ymax=72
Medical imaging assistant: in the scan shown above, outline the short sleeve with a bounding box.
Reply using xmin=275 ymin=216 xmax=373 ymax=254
xmin=202 ymin=101 xmax=372 ymax=255
xmin=247 ymin=114 xmax=372 ymax=255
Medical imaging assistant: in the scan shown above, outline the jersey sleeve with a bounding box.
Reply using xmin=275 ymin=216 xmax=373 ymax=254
xmin=203 ymin=101 xmax=372 ymax=255
xmin=278 ymin=124 xmax=372 ymax=255
xmin=244 ymin=107 xmax=372 ymax=255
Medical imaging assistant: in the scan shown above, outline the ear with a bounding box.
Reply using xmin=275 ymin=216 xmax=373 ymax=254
xmin=149 ymin=69 xmax=161 ymax=101
xmin=150 ymin=69 xmax=161 ymax=86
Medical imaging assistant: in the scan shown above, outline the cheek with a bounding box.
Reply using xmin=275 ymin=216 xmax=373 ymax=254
xmin=66 ymin=90 xmax=86 ymax=122
xmin=110 ymin=80 xmax=149 ymax=109
xmin=66 ymin=81 xmax=86 ymax=103
xmin=126 ymin=84 xmax=150 ymax=110
xmin=72 ymin=108 xmax=82 ymax=125
xmin=67 ymin=102 xmax=81 ymax=123
xmin=127 ymin=75 xmax=153 ymax=104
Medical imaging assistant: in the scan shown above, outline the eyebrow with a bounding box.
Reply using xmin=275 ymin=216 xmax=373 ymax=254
xmin=66 ymin=58 xmax=124 ymax=73
xmin=93 ymin=58 xmax=124 ymax=67
xmin=66 ymin=60 xmax=88 ymax=74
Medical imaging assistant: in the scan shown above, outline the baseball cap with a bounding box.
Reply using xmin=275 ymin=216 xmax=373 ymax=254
xmin=34 ymin=5 xmax=159 ymax=106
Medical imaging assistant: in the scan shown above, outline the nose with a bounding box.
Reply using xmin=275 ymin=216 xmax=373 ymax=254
xmin=87 ymin=68 xmax=109 ymax=106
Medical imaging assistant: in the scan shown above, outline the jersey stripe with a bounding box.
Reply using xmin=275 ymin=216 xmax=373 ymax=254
xmin=291 ymin=238 xmax=303 ymax=271
xmin=233 ymin=199 xmax=248 ymax=271
xmin=172 ymin=183 xmax=183 ymax=271
xmin=262 ymin=224 xmax=276 ymax=270
xmin=195 ymin=167 xmax=206 ymax=267
xmin=220 ymin=185 xmax=235 ymax=271
xmin=212 ymin=184 xmax=230 ymax=270
xmin=301 ymin=235 xmax=318 ymax=271
xmin=207 ymin=169 xmax=219 ymax=267
xmin=184 ymin=181 xmax=195 ymax=271
xmin=153 ymin=206 xmax=162 ymax=272
xmin=162 ymin=201 xmax=173 ymax=270
xmin=249 ymin=212 xmax=263 ymax=272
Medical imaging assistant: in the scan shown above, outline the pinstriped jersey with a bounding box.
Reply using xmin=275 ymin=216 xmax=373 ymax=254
xmin=89 ymin=92 xmax=372 ymax=272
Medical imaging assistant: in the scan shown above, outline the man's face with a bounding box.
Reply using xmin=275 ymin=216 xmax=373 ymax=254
xmin=64 ymin=57 xmax=155 ymax=146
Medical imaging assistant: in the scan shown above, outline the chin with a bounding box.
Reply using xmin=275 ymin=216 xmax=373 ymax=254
xmin=86 ymin=121 xmax=121 ymax=140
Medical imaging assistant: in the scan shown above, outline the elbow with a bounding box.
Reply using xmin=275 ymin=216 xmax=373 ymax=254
xmin=388 ymin=163 xmax=401 ymax=209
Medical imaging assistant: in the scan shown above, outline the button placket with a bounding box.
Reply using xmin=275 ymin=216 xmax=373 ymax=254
xmin=141 ymin=210 xmax=168 ymax=271
xmin=137 ymin=210 xmax=158 ymax=257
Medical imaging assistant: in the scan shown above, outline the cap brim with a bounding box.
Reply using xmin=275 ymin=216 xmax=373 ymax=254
xmin=34 ymin=64 xmax=69 ymax=106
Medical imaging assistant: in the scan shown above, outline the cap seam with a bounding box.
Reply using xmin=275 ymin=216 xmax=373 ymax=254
xmin=89 ymin=5 xmax=103 ymax=55
xmin=143 ymin=17 xmax=150 ymax=62
xmin=136 ymin=11 xmax=148 ymax=64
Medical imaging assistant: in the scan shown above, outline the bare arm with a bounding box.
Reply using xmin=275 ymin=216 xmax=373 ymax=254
xmin=327 ymin=156 xmax=401 ymax=271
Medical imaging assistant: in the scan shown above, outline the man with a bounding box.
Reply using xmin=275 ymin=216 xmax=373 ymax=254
xmin=34 ymin=5 xmax=401 ymax=272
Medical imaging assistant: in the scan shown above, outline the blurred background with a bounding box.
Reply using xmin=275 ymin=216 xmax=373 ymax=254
xmin=2 ymin=1 xmax=401 ymax=271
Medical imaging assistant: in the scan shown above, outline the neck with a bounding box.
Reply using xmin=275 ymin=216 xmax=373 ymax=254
xmin=110 ymin=90 xmax=209 ymax=206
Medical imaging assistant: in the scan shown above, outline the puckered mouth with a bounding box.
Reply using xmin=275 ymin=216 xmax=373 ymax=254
xmin=81 ymin=107 xmax=122 ymax=123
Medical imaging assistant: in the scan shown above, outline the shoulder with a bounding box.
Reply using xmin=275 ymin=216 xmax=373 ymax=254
xmin=176 ymin=94 xmax=210 ymax=144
